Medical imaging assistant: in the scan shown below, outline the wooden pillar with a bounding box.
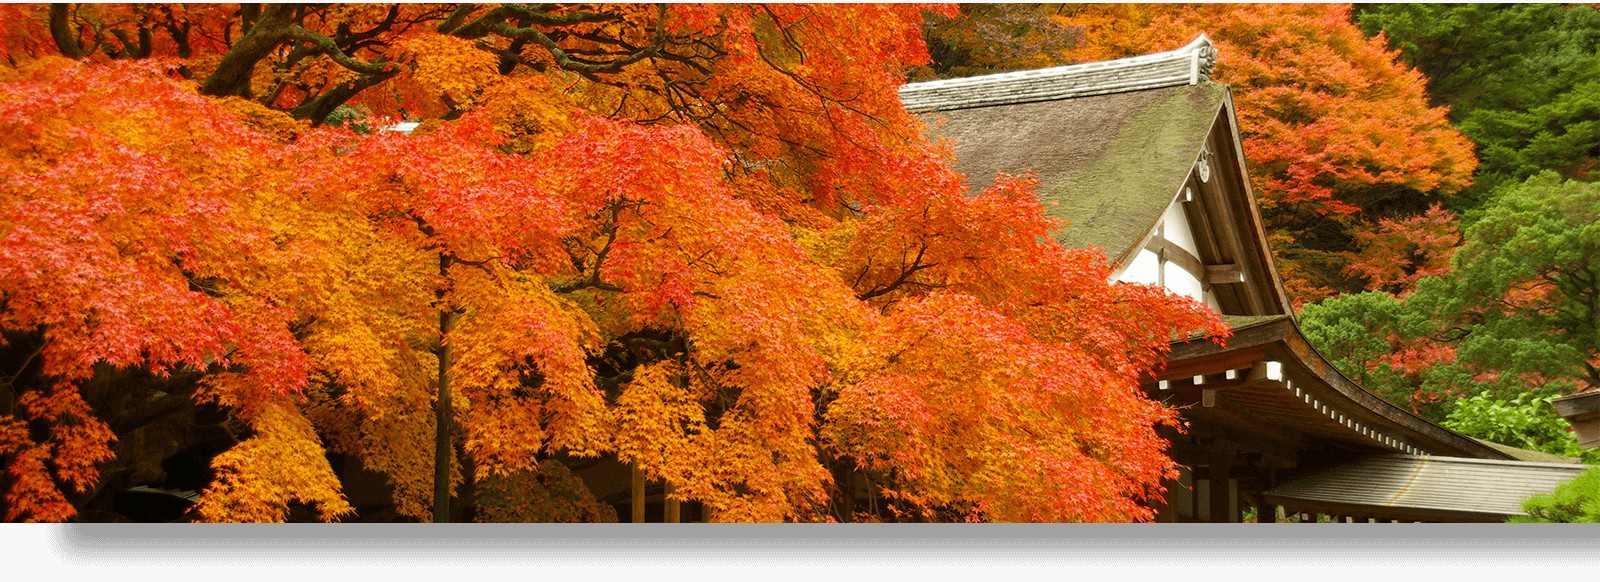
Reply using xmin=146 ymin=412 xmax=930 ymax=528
xmin=1255 ymin=504 xmax=1274 ymax=523
xmin=1257 ymin=468 xmax=1278 ymax=523
xmin=665 ymin=482 xmax=680 ymax=524
xmin=1208 ymin=465 xmax=1231 ymax=523
xmin=631 ymin=464 xmax=645 ymax=524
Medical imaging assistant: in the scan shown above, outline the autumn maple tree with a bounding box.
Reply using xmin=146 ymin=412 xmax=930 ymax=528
xmin=0 ymin=57 xmax=347 ymax=522
xmin=0 ymin=4 xmax=1226 ymax=523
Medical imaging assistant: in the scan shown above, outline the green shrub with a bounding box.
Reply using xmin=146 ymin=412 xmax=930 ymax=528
xmin=1513 ymin=466 xmax=1600 ymax=523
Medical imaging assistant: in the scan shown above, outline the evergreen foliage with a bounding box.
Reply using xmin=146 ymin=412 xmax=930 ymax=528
xmin=1302 ymin=173 xmax=1600 ymax=433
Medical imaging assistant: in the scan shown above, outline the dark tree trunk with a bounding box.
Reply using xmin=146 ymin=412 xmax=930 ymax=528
xmin=432 ymin=255 xmax=456 ymax=523
xmin=198 ymin=4 xmax=297 ymax=99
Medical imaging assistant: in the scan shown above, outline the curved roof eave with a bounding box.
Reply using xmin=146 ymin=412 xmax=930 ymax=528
xmin=1166 ymin=315 xmax=1514 ymax=460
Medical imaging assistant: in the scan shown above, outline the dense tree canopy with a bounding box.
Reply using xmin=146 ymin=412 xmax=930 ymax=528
xmin=910 ymin=4 xmax=1085 ymax=81
xmin=1300 ymin=174 xmax=1600 ymax=422
xmin=1411 ymin=174 xmax=1600 ymax=394
xmin=1358 ymin=4 xmax=1600 ymax=210
xmin=1283 ymin=5 xmax=1600 ymax=448
xmin=0 ymin=4 xmax=1226 ymax=523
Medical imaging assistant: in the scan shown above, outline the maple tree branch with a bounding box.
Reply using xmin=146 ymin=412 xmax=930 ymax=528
xmin=851 ymin=256 xmax=875 ymax=290
xmin=437 ymin=3 xmax=477 ymax=34
xmin=0 ymin=343 xmax=43 ymax=392
xmin=683 ymin=248 xmax=721 ymax=274
xmin=750 ymin=33 xmax=885 ymax=143
xmin=758 ymin=4 xmax=806 ymax=64
xmin=651 ymin=49 xmax=716 ymax=76
xmin=626 ymin=336 xmax=686 ymax=361
xmin=291 ymin=71 xmax=396 ymax=126
xmin=552 ymin=273 xmax=623 ymax=295
xmin=554 ymin=202 xmax=633 ymax=294
xmin=283 ymin=25 xmax=393 ymax=77
xmin=108 ymin=26 xmax=154 ymax=59
xmin=334 ymin=4 xmax=399 ymax=47
xmin=450 ymin=4 xmax=622 ymax=39
xmin=157 ymin=6 xmax=193 ymax=59
xmin=237 ymin=3 xmax=262 ymax=36
xmin=857 ymin=243 xmax=937 ymax=300
xmin=481 ymin=4 xmax=666 ymax=76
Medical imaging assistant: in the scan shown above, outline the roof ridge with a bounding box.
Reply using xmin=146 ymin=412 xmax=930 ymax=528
xmin=1379 ymin=452 xmax=1591 ymax=470
xmin=900 ymin=34 xmax=1217 ymax=113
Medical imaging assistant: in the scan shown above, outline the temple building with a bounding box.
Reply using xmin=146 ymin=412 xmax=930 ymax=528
xmin=899 ymin=35 xmax=1590 ymax=523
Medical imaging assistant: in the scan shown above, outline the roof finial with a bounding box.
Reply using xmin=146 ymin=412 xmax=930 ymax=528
xmin=1184 ymin=34 xmax=1217 ymax=84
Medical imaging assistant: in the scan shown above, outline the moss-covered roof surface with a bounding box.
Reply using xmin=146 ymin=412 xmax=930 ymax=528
xmin=918 ymin=82 xmax=1228 ymax=264
xmin=1174 ymin=314 xmax=1290 ymax=342
xmin=1222 ymin=314 xmax=1291 ymax=330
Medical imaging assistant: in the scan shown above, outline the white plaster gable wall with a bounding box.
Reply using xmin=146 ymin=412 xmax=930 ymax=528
xmin=1165 ymin=259 xmax=1205 ymax=304
xmin=1162 ymin=199 xmax=1197 ymax=255
xmin=1119 ymin=248 xmax=1161 ymax=286
xmin=1113 ymin=199 xmax=1216 ymax=309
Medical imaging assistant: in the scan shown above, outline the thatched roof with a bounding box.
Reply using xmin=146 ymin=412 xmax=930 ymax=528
xmin=908 ymin=80 xmax=1228 ymax=262
xmin=901 ymin=35 xmax=1227 ymax=262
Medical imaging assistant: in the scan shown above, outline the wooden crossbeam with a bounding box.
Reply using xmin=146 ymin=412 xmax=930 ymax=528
xmin=1206 ymin=263 xmax=1244 ymax=284
xmin=1156 ymin=347 xmax=1267 ymax=381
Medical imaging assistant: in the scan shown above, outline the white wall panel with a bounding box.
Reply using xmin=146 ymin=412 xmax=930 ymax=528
xmin=1164 ymin=260 xmax=1204 ymax=303
xmin=1162 ymin=202 xmax=1199 ymax=257
xmin=1117 ymin=248 xmax=1161 ymax=285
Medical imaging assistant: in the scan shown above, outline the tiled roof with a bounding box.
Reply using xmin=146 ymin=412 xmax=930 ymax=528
xmin=1264 ymin=455 xmax=1590 ymax=519
xmin=900 ymin=34 xmax=1216 ymax=112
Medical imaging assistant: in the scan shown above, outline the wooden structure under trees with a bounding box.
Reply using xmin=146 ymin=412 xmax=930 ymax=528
xmin=901 ymin=35 xmax=1590 ymax=523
